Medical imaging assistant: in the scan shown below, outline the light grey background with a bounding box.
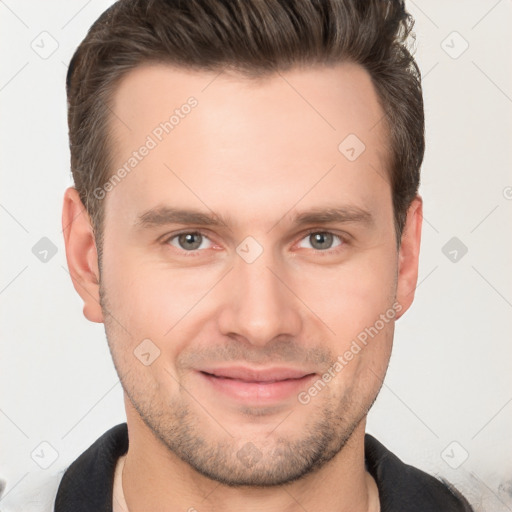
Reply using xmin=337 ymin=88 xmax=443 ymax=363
xmin=1 ymin=1 xmax=511 ymax=510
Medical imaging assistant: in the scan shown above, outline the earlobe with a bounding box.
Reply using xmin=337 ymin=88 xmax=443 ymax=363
xmin=395 ymin=195 xmax=423 ymax=320
xmin=62 ymin=187 xmax=104 ymax=323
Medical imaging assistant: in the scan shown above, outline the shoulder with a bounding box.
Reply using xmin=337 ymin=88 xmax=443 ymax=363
xmin=54 ymin=423 xmax=128 ymax=512
xmin=364 ymin=434 xmax=474 ymax=512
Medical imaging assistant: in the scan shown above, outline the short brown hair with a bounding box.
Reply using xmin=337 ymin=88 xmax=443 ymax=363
xmin=66 ymin=0 xmax=424 ymax=259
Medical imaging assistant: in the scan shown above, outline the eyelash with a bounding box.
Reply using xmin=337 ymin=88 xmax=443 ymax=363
xmin=162 ymin=228 xmax=349 ymax=257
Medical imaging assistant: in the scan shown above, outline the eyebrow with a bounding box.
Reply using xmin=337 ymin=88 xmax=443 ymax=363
xmin=134 ymin=205 xmax=374 ymax=231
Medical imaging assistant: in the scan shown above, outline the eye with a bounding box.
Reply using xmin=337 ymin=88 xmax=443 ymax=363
xmin=166 ymin=232 xmax=214 ymax=252
xmin=297 ymin=231 xmax=344 ymax=251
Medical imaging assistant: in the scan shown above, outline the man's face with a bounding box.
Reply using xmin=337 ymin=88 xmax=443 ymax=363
xmin=93 ymin=62 xmax=414 ymax=485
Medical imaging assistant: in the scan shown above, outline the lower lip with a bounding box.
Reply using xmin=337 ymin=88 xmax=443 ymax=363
xmin=198 ymin=371 xmax=316 ymax=403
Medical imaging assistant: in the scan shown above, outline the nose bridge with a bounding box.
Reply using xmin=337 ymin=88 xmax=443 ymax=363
xmin=217 ymin=242 xmax=302 ymax=346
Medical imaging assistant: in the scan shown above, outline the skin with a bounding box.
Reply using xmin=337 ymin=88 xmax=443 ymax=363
xmin=62 ymin=62 xmax=422 ymax=512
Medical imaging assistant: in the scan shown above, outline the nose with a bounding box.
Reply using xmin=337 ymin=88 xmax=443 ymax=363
xmin=216 ymin=246 xmax=303 ymax=348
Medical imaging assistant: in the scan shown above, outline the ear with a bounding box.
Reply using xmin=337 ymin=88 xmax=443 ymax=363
xmin=62 ymin=187 xmax=104 ymax=323
xmin=395 ymin=195 xmax=423 ymax=320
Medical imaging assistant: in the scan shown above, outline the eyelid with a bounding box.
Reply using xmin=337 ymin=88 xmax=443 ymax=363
xmin=298 ymin=227 xmax=350 ymax=241
xmin=161 ymin=228 xmax=212 ymax=242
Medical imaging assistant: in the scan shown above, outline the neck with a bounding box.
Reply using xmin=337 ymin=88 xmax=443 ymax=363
xmin=121 ymin=407 xmax=378 ymax=512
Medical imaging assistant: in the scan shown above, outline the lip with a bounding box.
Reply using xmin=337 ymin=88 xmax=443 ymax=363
xmin=196 ymin=366 xmax=317 ymax=403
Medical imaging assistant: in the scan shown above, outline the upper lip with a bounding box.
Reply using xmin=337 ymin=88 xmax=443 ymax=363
xmin=198 ymin=366 xmax=315 ymax=382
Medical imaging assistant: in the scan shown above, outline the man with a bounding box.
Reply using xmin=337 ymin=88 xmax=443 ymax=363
xmin=56 ymin=0 xmax=474 ymax=510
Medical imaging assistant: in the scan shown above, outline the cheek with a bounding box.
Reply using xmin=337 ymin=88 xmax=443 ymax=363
xmin=101 ymin=249 xmax=216 ymax=346
xmin=293 ymin=251 xmax=398 ymax=339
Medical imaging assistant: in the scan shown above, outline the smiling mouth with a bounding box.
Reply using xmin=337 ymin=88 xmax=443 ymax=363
xmin=196 ymin=368 xmax=317 ymax=403
xmin=200 ymin=371 xmax=313 ymax=384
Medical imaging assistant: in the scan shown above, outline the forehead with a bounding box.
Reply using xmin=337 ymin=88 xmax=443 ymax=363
xmin=105 ymin=62 xmax=391 ymax=229
xmin=110 ymin=61 xmax=387 ymax=144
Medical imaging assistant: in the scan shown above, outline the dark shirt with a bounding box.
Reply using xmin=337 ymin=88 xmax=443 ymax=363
xmin=54 ymin=423 xmax=473 ymax=511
